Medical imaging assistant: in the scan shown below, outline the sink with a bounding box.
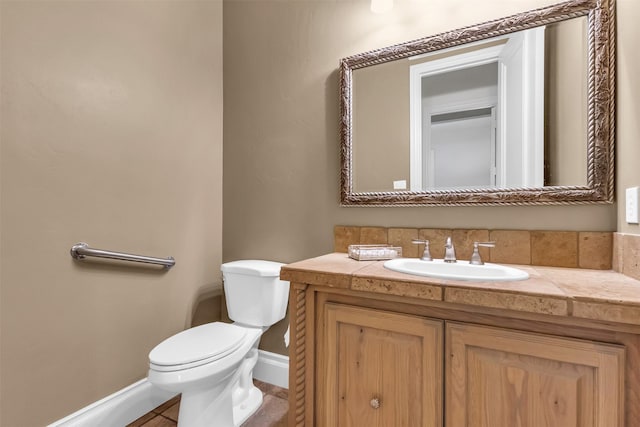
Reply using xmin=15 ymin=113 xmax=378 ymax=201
xmin=383 ymin=258 xmax=529 ymax=282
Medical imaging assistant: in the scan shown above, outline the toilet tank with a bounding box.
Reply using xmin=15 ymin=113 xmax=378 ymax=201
xmin=221 ymin=260 xmax=289 ymax=327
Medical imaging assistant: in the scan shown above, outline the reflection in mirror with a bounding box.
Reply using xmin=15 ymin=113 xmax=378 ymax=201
xmin=353 ymin=19 xmax=587 ymax=192
xmin=341 ymin=0 xmax=614 ymax=206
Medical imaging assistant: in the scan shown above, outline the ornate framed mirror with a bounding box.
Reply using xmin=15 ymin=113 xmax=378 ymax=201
xmin=340 ymin=0 xmax=615 ymax=206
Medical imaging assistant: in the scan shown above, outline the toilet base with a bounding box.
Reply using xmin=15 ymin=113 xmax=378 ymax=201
xmin=175 ymin=367 xmax=263 ymax=427
xmin=233 ymin=385 xmax=263 ymax=426
xmin=148 ymin=324 xmax=267 ymax=427
xmin=178 ymin=380 xmax=235 ymax=427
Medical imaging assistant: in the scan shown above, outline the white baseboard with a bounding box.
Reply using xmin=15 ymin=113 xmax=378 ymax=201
xmin=49 ymin=352 xmax=289 ymax=426
xmin=48 ymin=379 xmax=177 ymax=427
xmin=253 ymin=350 xmax=289 ymax=389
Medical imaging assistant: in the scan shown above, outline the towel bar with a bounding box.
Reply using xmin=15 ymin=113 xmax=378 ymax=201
xmin=70 ymin=242 xmax=175 ymax=269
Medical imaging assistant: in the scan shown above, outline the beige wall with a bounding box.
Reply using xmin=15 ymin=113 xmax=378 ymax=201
xmin=546 ymin=17 xmax=588 ymax=186
xmin=353 ymin=60 xmax=410 ymax=192
xmin=0 ymin=1 xmax=223 ymax=425
xmin=223 ymin=0 xmax=640 ymax=354
xmin=617 ymin=0 xmax=640 ymax=234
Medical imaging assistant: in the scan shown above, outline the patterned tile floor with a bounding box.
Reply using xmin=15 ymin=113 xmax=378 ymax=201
xmin=127 ymin=380 xmax=288 ymax=427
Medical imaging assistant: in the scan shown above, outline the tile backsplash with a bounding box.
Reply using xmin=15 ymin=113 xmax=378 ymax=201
xmin=336 ymin=226 xmax=640 ymax=280
xmin=334 ymin=226 xmax=613 ymax=271
xmin=613 ymin=233 xmax=640 ymax=280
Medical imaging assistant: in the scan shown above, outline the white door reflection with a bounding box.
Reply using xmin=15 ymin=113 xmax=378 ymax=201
xmin=410 ymin=27 xmax=545 ymax=191
xmin=428 ymin=108 xmax=496 ymax=189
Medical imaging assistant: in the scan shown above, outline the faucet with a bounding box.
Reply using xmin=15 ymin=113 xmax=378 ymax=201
xmin=469 ymin=241 xmax=496 ymax=265
xmin=444 ymin=237 xmax=456 ymax=263
xmin=411 ymin=239 xmax=432 ymax=261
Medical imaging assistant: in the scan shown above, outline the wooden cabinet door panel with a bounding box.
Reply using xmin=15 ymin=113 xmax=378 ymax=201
xmin=322 ymin=303 xmax=443 ymax=427
xmin=446 ymin=322 xmax=625 ymax=427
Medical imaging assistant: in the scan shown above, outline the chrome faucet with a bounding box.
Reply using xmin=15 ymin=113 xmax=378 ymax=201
xmin=411 ymin=239 xmax=432 ymax=261
xmin=444 ymin=237 xmax=456 ymax=263
xmin=469 ymin=241 xmax=496 ymax=265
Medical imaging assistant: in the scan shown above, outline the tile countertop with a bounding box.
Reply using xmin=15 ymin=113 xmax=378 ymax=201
xmin=280 ymin=253 xmax=640 ymax=326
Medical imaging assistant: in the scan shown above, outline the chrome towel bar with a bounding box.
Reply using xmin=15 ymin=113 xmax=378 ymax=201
xmin=70 ymin=242 xmax=175 ymax=269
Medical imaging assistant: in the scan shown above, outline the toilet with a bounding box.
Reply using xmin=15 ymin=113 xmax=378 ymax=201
xmin=148 ymin=260 xmax=289 ymax=427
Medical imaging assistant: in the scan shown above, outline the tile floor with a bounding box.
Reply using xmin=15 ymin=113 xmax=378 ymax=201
xmin=127 ymin=380 xmax=288 ymax=427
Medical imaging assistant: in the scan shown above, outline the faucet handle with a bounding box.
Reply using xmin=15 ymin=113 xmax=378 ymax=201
xmin=411 ymin=239 xmax=432 ymax=261
xmin=444 ymin=236 xmax=457 ymax=263
xmin=469 ymin=241 xmax=495 ymax=265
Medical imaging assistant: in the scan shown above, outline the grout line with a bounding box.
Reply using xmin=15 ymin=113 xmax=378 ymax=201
xmin=158 ymin=414 xmax=177 ymax=424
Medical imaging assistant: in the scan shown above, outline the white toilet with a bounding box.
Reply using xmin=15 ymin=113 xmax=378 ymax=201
xmin=148 ymin=260 xmax=289 ymax=427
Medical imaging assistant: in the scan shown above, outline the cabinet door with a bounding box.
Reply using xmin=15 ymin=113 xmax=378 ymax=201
xmin=446 ymin=322 xmax=625 ymax=427
xmin=321 ymin=303 xmax=443 ymax=427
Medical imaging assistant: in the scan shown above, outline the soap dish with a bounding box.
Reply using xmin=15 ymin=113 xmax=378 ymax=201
xmin=348 ymin=244 xmax=402 ymax=261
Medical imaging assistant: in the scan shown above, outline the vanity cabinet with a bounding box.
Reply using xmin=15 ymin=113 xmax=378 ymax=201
xmin=319 ymin=304 xmax=443 ymax=427
xmin=446 ymin=322 xmax=625 ymax=427
xmin=298 ymin=291 xmax=626 ymax=427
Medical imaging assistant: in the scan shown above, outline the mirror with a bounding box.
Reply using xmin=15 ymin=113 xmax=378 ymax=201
xmin=340 ymin=0 xmax=615 ymax=206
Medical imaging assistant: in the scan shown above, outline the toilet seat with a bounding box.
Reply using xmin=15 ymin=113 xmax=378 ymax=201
xmin=149 ymin=322 xmax=248 ymax=372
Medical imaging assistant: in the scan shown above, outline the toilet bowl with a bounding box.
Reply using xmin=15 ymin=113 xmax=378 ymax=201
xmin=148 ymin=260 xmax=289 ymax=427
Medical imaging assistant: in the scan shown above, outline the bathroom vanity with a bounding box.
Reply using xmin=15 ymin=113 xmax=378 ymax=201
xmin=280 ymin=253 xmax=640 ymax=427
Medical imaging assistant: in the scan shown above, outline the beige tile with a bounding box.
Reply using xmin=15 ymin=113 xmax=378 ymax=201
xmin=489 ymin=230 xmax=531 ymax=265
xmin=254 ymin=379 xmax=271 ymax=393
xmin=141 ymin=416 xmax=177 ymax=427
xmin=360 ymin=227 xmax=388 ymax=245
xmin=126 ymin=412 xmax=158 ymax=427
xmin=280 ymin=253 xmax=373 ymax=288
xmin=388 ymin=228 xmax=419 ymax=258
xmin=334 ymin=226 xmax=360 ymax=252
xmin=243 ymin=395 xmax=288 ymax=427
xmin=451 ymin=229 xmax=490 ymax=262
xmin=161 ymin=402 xmax=180 ymax=422
xmin=578 ymin=232 xmax=612 ymax=270
xmin=531 ymin=231 xmax=578 ymax=268
xmin=269 ymin=386 xmax=288 ymax=401
xmin=255 ymin=380 xmax=288 ymax=400
xmin=547 ymin=267 xmax=640 ymax=305
xmin=418 ymin=228 xmax=452 ymax=259
xmin=352 ymin=276 xmax=442 ymax=301
xmin=612 ymin=232 xmax=623 ymax=272
xmin=152 ymin=395 xmax=181 ymax=415
xmin=281 ymin=252 xmax=375 ymax=288
xmin=442 ymin=274 xmax=565 ymax=297
xmin=444 ymin=288 xmax=568 ymax=316
xmin=622 ymin=233 xmax=640 ymax=281
xmin=281 ymin=269 xmax=353 ymax=289
xmin=573 ymin=301 xmax=640 ymax=325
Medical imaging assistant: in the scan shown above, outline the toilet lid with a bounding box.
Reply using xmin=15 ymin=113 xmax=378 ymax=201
xmin=149 ymin=322 xmax=247 ymax=368
xmin=221 ymin=260 xmax=285 ymax=277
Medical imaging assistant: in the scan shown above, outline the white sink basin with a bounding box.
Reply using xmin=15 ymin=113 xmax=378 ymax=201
xmin=383 ymin=258 xmax=529 ymax=282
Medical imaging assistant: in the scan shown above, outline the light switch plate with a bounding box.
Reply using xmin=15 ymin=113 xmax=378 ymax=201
xmin=626 ymin=187 xmax=639 ymax=224
xmin=393 ymin=180 xmax=407 ymax=190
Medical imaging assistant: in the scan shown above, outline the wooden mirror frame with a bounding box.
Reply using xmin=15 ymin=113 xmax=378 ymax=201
xmin=340 ymin=0 xmax=615 ymax=206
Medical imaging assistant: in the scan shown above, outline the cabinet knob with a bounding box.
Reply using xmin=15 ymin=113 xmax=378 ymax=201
xmin=370 ymin=398 xmax=380 ymax=409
